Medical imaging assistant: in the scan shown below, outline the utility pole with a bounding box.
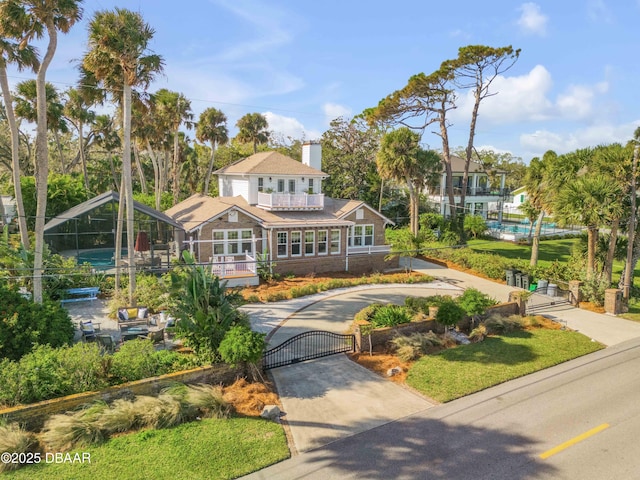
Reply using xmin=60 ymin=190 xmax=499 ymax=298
xmin=623 ymin=144 xmax=639 ymax=301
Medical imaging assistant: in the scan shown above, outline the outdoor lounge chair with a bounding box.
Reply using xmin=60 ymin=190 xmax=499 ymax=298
xmin=96 ymin=334 xmax=118 ymax=353
xmin=138 ymin=328 xmax=166 ymax=347
xmin=80 ymin=320 xmax=100 ymax=341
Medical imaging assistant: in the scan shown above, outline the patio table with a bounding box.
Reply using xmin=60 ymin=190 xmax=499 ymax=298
xmin=121 ymin=326 xmax=149 ymax=342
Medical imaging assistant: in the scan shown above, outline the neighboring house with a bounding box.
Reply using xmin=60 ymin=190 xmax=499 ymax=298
xmin=426 ymin=155 xmax=511 ymax=221
xmin=503 ymin=186 xmax=528 ymax=216
xmin=165 ymin=143 xmax=396 ymax=286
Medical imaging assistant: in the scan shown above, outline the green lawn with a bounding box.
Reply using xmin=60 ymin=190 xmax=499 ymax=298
xmin=4 ymin=417 xmax=289 ymax=480
xmin=407 ymin=329 xmax=603 ymax=403
xmin=467 ymin=237 xmax=579 ymax=267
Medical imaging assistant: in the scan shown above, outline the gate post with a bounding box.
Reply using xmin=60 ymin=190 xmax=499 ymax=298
xmin=508 ymin=291 xmax=527 ymax=316
xmin=569 ymin=280 xmax=583 ymax=306
xmin=604 ymin=288 xmax=624 ymax=315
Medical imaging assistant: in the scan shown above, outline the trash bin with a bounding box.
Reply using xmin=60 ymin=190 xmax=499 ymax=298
xmin=505 ymin=268 xmax=517 ymax=286
xmin=521 ymin=275 xmax=530 ymax=291
xmin=515 ymin=272 xmax=523 ymax=289
xmin=547 ymin=283 xmax=558 ymax=297
xmin=537 ymin=279 xmax=548 ymax=294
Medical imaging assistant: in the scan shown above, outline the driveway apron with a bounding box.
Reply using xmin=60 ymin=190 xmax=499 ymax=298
xmin=265 ymin=287 xmax=449 ymax=453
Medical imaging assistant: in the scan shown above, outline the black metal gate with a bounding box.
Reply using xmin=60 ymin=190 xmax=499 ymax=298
xmin=526 ymin=285 xmax=574 ymax=314
xmin=263 ymin=330 xmax=355 ymax=370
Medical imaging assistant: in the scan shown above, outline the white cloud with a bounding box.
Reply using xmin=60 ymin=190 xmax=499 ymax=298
xmin=452 ymin=64 xmax=554 ymax=124
xmin=263 ymin=112 xmax=322 ymax=141
xmin=517 ymin=3 xmax=548 ymax=36
xmin=520 ymin=120 xmax=640 ymax=155
xmin=556 ymin=82 xmax=609 ymax=120
xmin=323 ymin=103 xmax=352 ymax=123
xmin=587 ymin=0 xmax=614 ymax=23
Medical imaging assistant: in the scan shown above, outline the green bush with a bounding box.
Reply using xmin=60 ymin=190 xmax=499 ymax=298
xmin=0 ymin=283 xmax=75 ymax=361
xmin=457 ymin=288 xmax=497 ymax=317
xmin=218 ymin=325 xmax=266 ymax=366
xmin=110 ymin=340 xmax=180 ymax=384
xmin=290 ymin=284 xmax=320 ymax=298
xmin=354 ymin=303 xmax=385 ymax=324
xmin=435 ymin=299 xmax=466 ymax=329
xmin=391 ymin=332 xmax=442 ymax=361
xmin=42 ymin=402 xmax=108 ymax=451
xmin=0 ymin=343 xmax=107 ymax=406
xmin=404 ymin=295 xmax=452 ymax=314
xmin=370 ymin=305 xmax=412 ymax=328
xmin=133 ymin=273 xmax=170 ymax=312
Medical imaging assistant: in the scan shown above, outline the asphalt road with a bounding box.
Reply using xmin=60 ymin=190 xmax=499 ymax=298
xmin=245 ymin=337 xmax=640 ymax=480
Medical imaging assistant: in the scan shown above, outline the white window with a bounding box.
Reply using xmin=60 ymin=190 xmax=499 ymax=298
xmin=308 ymin=179 xmax=314 ymax=194
xmin=277 ymin=179 xmax=285 ymax=193
xmin=318 ymin=230 xmax=328 ymax=255
xmin=228 ymin=210 xmax=238 ymax=222
xmin=351 ymin=224 xmax=374 ymax=247
xmin=355 ymin=208 xmax=364 ymax=220
xmin=258 ymin=178 xmax=264 ymax=192
xmin=277 ymin=231 xmax=288 ymax=257
xmin=291 ymin=231 xmax=302 ymax=256
xmin=305 ymin=231 xmax=315 ymax=255
xmin=330 ymin=229 xmax=340 ymax=254
xmin=212 ymin=229 xmax=253 ymax=256
xmin=288 ymin=179 xmax=296 ymax=193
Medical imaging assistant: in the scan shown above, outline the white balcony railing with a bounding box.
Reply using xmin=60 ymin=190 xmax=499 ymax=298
xmin=257 ymin=192 xmax=324 ymax=210
xmin=210 ymin=253 xmax=257 ymax=278
xmin=347 ymin=245 xmax=392 ymax=255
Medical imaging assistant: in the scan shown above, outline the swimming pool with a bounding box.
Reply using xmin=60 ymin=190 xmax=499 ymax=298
xmin=76 ymin=248 xmax=128 ymax=268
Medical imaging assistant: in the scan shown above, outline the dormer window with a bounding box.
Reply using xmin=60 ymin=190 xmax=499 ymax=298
xmin=258 ymin=178 xmax=264 ymax=192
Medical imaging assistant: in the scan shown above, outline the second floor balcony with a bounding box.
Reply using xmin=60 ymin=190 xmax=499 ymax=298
xmin=257 ymin=192 xmax=324 ymax=211
xmin=431 ymin=186 xmax=512 ymax=198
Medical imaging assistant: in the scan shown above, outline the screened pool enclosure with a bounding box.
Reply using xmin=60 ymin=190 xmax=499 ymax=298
xmin=44 ymin=191 xmax=184 ymax=270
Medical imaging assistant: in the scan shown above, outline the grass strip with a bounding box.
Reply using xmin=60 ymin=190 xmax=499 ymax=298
xmin=4 ymin=417 xmax=289 ymax=480
xmin=407 ymin=329 xmax=603 ymax=403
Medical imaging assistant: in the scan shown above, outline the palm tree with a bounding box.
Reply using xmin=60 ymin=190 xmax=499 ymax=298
xmin=377 ymin=127 xmax=438 ymax=236
xmin=235 ymin=112 xmax=270 ymax=154
xmin=0 ymin=0 xmax=39 ymax=249
xmin=154 ymin=89 xmax=192 ymax=202
xmin=554 ymin=175 xmax=623 ymax=280
xmin=83 ymin=8 xmax=163 ymax=303
xmin=63 ymin=85 xmax=98 ymax=193
xmin=92 ymin=114 xmax=121 ymax=191
xmin=18 ymin=0 xmax=83 ymax=303
xmin=196 ymin=107 xmax=228 ymax=195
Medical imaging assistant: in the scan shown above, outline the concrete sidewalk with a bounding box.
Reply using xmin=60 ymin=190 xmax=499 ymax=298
xmin=405 ymin=257 xmax=640 ymax=346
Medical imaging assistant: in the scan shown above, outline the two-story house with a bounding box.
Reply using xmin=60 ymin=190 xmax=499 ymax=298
xmin=165 ymin=143 xmax=397 ymax=286
xmin=426 ymin=155 xmax=511 ymax=222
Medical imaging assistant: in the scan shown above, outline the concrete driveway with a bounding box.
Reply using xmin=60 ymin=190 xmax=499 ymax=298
xmin=264 ymin=287 xmax=453 ymax=453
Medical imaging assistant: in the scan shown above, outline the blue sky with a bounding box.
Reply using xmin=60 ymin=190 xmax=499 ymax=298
xmin=7 ymin=0 xmax=640 ymax=162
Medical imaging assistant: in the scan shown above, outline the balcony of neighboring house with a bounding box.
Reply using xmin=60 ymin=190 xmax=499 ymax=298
xmin=451 ymin=186 xmax=512 ymax=197
xmin=257 ymin=192 xmax=324 ymax=211
xmin=346 ymin=244 xmax=392 ymax=256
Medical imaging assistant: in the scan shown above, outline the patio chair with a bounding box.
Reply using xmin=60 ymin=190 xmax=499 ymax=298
xmin=80 ymin=320 xmax=100 ymax=342
xmin=96 ymin=334 xmax=118 ymax=353
xmin=138 ymin=328 xmax=166 ymax=347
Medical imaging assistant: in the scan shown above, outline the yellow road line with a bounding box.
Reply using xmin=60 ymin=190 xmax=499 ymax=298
xmin=540 ymin=423 xmax=610 ymax=460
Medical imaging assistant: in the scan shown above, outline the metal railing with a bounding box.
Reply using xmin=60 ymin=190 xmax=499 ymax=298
xmin=263 ymin=330 xmax=355 ymax=370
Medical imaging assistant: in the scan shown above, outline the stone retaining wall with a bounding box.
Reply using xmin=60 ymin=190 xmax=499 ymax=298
xmin=0 ymin=364 xmax=243 ymax=432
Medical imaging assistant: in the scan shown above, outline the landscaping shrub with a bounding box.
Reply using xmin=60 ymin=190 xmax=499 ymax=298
xmin=354 ymin=303 xmax=385 ymax=324
xmin=0 ymin=282 xmax=75 ymax=361
xmin=42 ymin=402 xmax=109 ymax=451
xmin=404 ymin=295 xmax=452 ymax=314
xmin=109 ymin=340 xmax=180 ymax=384
xmin=97 ymin=399 xmax=139 ymax=434
xmin=391 ymin=332 xmax=443 ymax=361
xmin=483 ymin=314 xmax=525 ymax=334
xmin=218 ymin=325 xmax=266 ymax=366
xmin=133 ymin=273 xmax=170 ymax=312
xmin=0 ymin=343 xmax=107 ymax=406
xmin=0 ymin=423 xmax=39 ymax=473
xmin=370 ymin=305 xmax=412 ymax=328
xmin=183 ymin=384 xmax=232 ymax=419
xmin=580 ymin=277 xmax=610 ymax=306
xmin=457 ymin=288 xmax=497 ymax=322
xmin=463 ymin=215 xmax=487 ymax=239
xmin=468 ymin=324 xmax=488 ymax=343
xmin=435 ymin=299 xmax=466 ymax=330
xmin=290 ymin=284 xmax=320 ymax=298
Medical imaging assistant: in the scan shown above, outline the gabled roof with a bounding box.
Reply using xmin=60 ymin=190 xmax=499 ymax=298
xmin=166 ymin=194 xmax=394 ymax=231
xmin=214 ymin=151 xmax=327 ymax=177
xmin=165 ymin=194 xmax=272 ymax=233
xmin=44 ymin=190 xmax=183 ymax=232
xmin=329 ymin=198 xmax=395 ymax=226
xmin=447 ymin=155 xmax=506 ymax=174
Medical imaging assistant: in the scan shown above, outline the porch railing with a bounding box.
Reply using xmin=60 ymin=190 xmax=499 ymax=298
xmin=257 ymin=192 xmax=324 ymax=209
